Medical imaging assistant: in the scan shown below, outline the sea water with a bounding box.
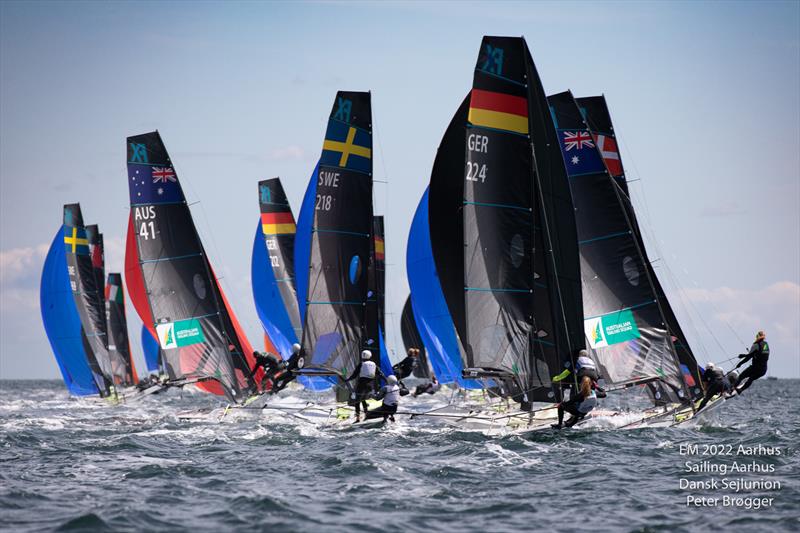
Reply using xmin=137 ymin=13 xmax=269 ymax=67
xmin=1 ymin=379 xmax=797 ymax=532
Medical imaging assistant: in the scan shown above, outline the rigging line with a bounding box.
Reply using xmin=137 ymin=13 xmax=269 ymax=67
xmin=614 ymin=128 xmax=739 ymax=355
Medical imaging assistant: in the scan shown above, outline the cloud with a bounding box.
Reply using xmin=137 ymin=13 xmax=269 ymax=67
xmin=678 ymin=282 xmax=799 ymax=373
xmin=267 ymin=145 xmax=305 ymax=161
xmin=0 ymin=244 xmax=49 ymax=287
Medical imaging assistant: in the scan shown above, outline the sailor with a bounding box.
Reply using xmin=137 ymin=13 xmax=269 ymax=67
xmin=392 ymin=348 xmax=419 ymax=380
xmin=726 ymin=369 xmax=740 ymax=390
xmin=552 ymin=375 xmax=597 ymax=429
xmin=270 ymin=343 xmax=305 ymax=394
xmin=574 ymin=350 xmax=606 ymax=397
xmin=733 ymin=331 xmax=770 ymax=395
xmin=413 ymin=376 xmax=441 ymax=397
xmin=345 ymin=350 xmax=385 ymax=421
xmin=696 ymin=362 xmax=730 ymax=411
xmin=252 ymin=350 xmax=284 ymax=389
xmin=365 ymin=375 xmax=401 ymax=422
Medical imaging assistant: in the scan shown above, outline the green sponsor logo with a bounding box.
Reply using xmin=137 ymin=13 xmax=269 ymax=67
xmin=584 ymin=309 xmax=641 ymax=348
xmin=156 ymin=318 xmax=205 ymax=349
xmin=173 ymin=318 xmax=205 ymax=347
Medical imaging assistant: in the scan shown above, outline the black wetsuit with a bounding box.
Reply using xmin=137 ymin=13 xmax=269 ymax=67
xmin=697 ymin=367 xmax=730 ymax=411
xmin=413 ymin=381 xmax=440 ymax=397
xmin=270 ymin=352 xmax=304 ymax=394
xmin=735 ymin=340 xmax=770 ymax=394
xmin=346 ymin=361 xmax=384 ymax=417
xmin=392 ymin=356 xmax=417 ymax=380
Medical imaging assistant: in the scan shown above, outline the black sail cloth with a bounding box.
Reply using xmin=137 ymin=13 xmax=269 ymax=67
xmin=300 ymin=92 xmax=375 ymax=379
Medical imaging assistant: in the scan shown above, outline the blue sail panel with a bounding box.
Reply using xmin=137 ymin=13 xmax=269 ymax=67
xmin=40 ymin=227 xmax=99 ymax=396
xmin=407 ymin=190 xmax=478 ymax=387
xmin=251 ymin=221 xmax=296 ymax=358
xmin=378 ymin=325 xmax=394 ymax=378
xmin=140 ymin=324 xmax=160 ymax=373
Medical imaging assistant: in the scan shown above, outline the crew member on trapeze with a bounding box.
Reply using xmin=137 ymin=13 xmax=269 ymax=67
xmin=696 ymin=362 xmax=731 ymax=412
xmin=732 ymin=330 xmax=770 ymax=395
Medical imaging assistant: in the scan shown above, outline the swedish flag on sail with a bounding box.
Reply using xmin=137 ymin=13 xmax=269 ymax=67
xmin=320 ymin=119 xmax=371 ymax=174
xmin=63 ymin=226 xmax=90 ymax=255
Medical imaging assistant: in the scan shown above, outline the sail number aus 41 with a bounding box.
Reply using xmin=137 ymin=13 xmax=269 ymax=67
xmin=134 ymin=206 xmax=158 ymax=240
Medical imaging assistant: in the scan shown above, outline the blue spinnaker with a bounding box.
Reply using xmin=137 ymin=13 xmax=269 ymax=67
xmin=251 ymin=220 xmax=296 ymax=358
xmin=378 ymin=325 xmax=394 ymax=379
xmin=140 ymin=324 xmax=160 ymax=373
xmin=40 ymin=227 xmax=99 ymax=396
xmin=407 ymin=189 xmax=477 ymax=387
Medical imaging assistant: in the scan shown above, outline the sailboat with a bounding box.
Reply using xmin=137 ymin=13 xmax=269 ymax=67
xmin=40 ymin=204 xmax=114 ymax=398
xmin=408 ymin=36 xmax=585 ymax=431
xmin=123 ymin=131 xmax=261 ymax=404
xmin=105 ymin=272 xmax=139 ymax=388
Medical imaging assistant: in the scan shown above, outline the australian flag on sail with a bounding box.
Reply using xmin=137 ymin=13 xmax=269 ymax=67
xmin=320 ymin=119 xmax=371 ymax=174
xmin=128 ymin=164 xmax=185 ymax=205
xmin=557 ymin=129 xmax=605 ymax=177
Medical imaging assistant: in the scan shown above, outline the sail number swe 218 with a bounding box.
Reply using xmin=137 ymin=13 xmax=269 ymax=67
xmin=316 ymin=169 xmax=340 ymax=212
xmin=466 ymin=134 xmax=489 ymax=183
xmin=135 ymin=206 xmax=158 ymax=240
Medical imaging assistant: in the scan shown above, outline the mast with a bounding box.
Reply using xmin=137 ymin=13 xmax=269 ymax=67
xmin=299 ymin=92 xmax=375 ymax=380
xmin=124 ymin=131 xmax=258 ymax=403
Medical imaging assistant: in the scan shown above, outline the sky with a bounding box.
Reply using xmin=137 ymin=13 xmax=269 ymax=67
xmin=1 ymin=0 xmax=798 ymax=380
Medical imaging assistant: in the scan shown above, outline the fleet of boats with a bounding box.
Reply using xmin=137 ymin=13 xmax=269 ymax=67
xmin=39 ymin=35 xmax=728 ymax=432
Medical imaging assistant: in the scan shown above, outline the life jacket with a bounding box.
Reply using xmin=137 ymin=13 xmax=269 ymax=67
xmin=359 ymin=360 xmax=377 ymax=379
xmin=576 ymin=356 xmax=596 ymax=371
xmin=383 ymin=384 xmax=401 ymax=406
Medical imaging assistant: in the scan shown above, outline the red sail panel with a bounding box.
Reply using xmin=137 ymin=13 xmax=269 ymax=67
xmin=124 ymin=213 xmax=155 ymax=339
xmin=210 ymin=263 xmax=272 ymax=393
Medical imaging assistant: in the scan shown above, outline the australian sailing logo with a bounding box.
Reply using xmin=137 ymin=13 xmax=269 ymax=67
xmin=156 ymin=319 xmax=205 ymax=350
xmin=584 ymin=309 xmax=641 ymax=349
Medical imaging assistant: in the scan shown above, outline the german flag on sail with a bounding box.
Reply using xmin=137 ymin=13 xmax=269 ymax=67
xmin=261 ymin=212 xmax=296 ymax=235
xmin=374 ymin=236 xmax=385 ymax=261
xmin=468 ymin=89 xmax=529 ymax=135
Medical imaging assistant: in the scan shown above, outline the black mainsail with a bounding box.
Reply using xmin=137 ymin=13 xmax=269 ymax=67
xmin=124 ymin=131 xmax=258 ymax=403
xmin=300 ymin=92 xmax=375 ymax=379
xmin=576 ymin=95 xmax=702 ymax=400
xmin=455 ymin=36 xmax=584 ymax=406
xmin=548 ymin=91 xmax=686 ymax=402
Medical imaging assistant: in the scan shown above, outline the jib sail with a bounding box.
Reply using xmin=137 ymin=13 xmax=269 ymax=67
xmin=577 ymin=95 xmax=700 ymax=401
xmin=124 ymin=131 xmax=258 ymax=403
xmin=454 ymin=36 xmax=584 ymax=405
xmin=299 ymin=92 xmax=375 ymax=380
xmin=400 ymin=296 xmax=433 ymax=380
xmin=105 ymin=273 xmax=138 ymax=386
xmin=251 ymin=177 xmax=300 ymax=358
